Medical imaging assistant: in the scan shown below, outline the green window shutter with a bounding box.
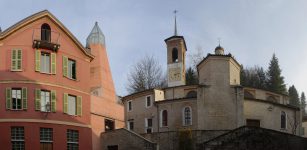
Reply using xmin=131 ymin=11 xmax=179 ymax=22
xmin=35 ymin=50 xmax=41 ymax=72
xmin=77 ymin=96 xmax=82 ymax=116
xmin=22 ymin=87 xmax=27 ymax=110
xmin=51 ymin=90 xmax=56 ymax=112
xmin=62 ymin=56 xmax=68 ymax=77
xmin=51 ymin=53 xmax=56 ymax=74
xmin=6 ymin=88 xmax=12 ymax=109
xmin=17 ymin=49 xmax=22 ymax=70
xmin=11 ymin=49 xmax=16 ymax=71
xmin=35 ymin=89 xmax=41 ymax=111
xmin=63 ymin=93 xmax=68 ymax=114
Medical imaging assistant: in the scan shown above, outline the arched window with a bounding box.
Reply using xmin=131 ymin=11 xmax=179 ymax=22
xmin=41 ymin=23 xmax=51 ymax=42
xmin=186 ymin=91 xmax=197 ymax=98
xmin=172 ymin=48 xmax=178 ymax=62
xmin=281 ymin=111 xmax=286 ymax=129
xmin=183 ymin=107 xmax=192 ymax=126
xmin=161 ymin=110 xmax=168 ymax=127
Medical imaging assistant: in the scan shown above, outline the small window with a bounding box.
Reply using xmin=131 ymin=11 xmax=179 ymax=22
xmin=281 ymin=111 xmax=287 ymax=129
xmin=67 ymin=129 xmax=79 ymax=150
xmin=41 ymin=23 xmax=51 ymax=42
xmin=105 ymin=119 xmax=115 ymax=132
xmin=146 ymin=96 xmax=152 ymax=108
xmin=40 ymin=128 xmax=53 ymax=150
xmin=172 ymin=48 xmax=178 ymax=62
xmin=41 ymin=53 xmax=51 ymax=73
xmin=11 ymin=127 xmax=25 ymax=150
xmin=145 ymin=118 xmax=153 ymax=133
xmin=68 ymin=95 xmax=77 ymax=115
xmin=68 ymin=59 xmax=76 ymax=80
xmin=183 ymin=107 xmax=192 ymax=126
xmin=127 ymin=101 xmax=132 ymax=112
xmin=12 ymin=88 xmax=22 ymax=110
xmin=41 ymin=90 xmax=51 ymax=112
xmin=161 ymin=110 xmax=168 ymax=127
xmin=11 ymin=49 xmax=22 ymax=71
xmin=186 ymin=91 xmax=197 ymax=98
xmin=127 ymin=120 xmax=134 ymax=131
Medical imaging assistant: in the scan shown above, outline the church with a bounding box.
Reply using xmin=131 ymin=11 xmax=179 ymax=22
xmin=101 ymin=14 xmax=304 ymax=150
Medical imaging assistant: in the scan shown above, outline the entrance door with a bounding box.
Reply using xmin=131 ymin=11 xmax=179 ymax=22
xmin=246 ymin=119 xmax=260 ymax=127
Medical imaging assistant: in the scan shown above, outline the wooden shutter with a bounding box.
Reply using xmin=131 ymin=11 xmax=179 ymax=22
xmin=63 ymin=93 xmax=68 ymax=114
xmin=77 ymin=96 xmax=82 ymax=116
xmin=22 ymin=87 xmax=27 ymax=110
xmin=35 ymin=89 xmax=41 ymax=111
xmin=51 ymin=90 xmax=56 ymax=112
xmin=51 ymin=53 xmax=56 ymax=74
xmin=6 ymin=88 xmax=11 ymax=109
xmin=11 ymin=49 xmax=16 ymax=70
xmin=35 ymin=50 xmax=41 ymax=72
xmin=62 ymin=56 xmax=68 ymax=77
xmin=17 ymin=49 xmax=22 ymax=70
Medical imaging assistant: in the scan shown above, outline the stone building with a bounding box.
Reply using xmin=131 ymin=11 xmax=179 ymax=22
xmin=116 ymin=17 xmax=302 ymax=150
xmin=0 ymin=10 xmax=124 ymax=150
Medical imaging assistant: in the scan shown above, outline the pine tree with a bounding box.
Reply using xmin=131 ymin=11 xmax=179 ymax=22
xmin=266 ymin=54 xmax=286 ymax=94
xmin=186 ymin=67 xmax=198 ymax=85
xmin=301 ymin=92 xmax=306 ymax=115
xmin=288 ymin=85 xmax=300 ymax=107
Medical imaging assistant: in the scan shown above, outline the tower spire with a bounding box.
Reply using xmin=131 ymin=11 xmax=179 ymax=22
xmin=174 ymin=10 xmax=178 ymax=36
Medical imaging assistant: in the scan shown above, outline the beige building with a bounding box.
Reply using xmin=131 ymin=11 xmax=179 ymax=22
xmin=121 ymin=31 xmax=301 ymax=139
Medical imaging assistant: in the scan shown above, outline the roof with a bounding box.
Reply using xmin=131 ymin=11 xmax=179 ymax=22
xmin=0 ymin=10 xmax=94 ymax=60
xmin=86 ymin=22 xmax=105 ymax=48
xmin=164 ymin=35 xmax=187 ymax=51
xmin=196 ymin=53 xmax=241 ymax=69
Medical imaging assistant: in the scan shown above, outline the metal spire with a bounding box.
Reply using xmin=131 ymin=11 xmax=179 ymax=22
xmin=218 ymin=37 xmax=221 ymax=46
xmin=174 ymin=10 xmax=178 ymax=36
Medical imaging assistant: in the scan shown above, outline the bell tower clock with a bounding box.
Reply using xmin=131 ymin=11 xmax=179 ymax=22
xmin=165 ymin=11 xmax=187 ymax=87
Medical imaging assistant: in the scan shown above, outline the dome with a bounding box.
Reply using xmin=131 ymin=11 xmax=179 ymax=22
xmin=214 ymin=45 xmax=225 ymax=55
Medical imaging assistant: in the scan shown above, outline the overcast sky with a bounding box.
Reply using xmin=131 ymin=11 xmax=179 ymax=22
xmin=1 ymin=0 xmax=307 ymax=96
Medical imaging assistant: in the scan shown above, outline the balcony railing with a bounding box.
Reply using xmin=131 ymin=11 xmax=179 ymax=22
xmin=32 ymin=29 xmax=60 ymax=51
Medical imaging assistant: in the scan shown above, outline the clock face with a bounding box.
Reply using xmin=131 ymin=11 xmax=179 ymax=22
xmin=169 ymin=67 xmax=181 ymax=82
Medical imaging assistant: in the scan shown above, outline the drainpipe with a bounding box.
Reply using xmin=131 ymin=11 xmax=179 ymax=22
xmin=157 ymin=103 xmax=160 ymax=150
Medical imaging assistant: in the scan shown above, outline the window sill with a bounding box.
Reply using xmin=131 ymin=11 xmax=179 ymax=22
xmin=64 ymin=76 xmax=78 ymax=81
xmin=8 ymin=109 xmax=26 ymax=111
xmin=11 ymin=70 xmax=23 ymax=72
xmin=38 ymin=72 xmax=54 ymax=75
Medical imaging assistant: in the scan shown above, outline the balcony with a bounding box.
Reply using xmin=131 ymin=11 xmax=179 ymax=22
xmin=32 ymin=29 xmax=60 ymax=51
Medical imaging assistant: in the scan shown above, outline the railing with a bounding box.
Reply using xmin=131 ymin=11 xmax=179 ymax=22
xmin=32 ymin=28 xmax=60 ymax=51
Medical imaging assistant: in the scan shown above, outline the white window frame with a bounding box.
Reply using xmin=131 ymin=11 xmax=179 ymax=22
xmin=127 ymin=120 xmax=134 ymax=131
xmin=11 ymin=89 xmax=22 ymax=110
xmin=182 ymin=106 xmax=192 ymax=126
xmin=68 ymin=59 xmax=76 ymax=80
xmin=160 ymin=110 xmax=168 ymax=127
xmin=40 ymin=90 xmax=51 ymax=112
xmin=127 ymin=100 xmax=132 ymax=112
xmin=145 ymin=118 xmax=153 ymax=133
xmin=40 ymin=52 xmax=51 ymax=73
xmin=145 ymin=95 xmax=152 ymax=108
xmin=67 ymin=95 xmax=77 ymax=116
xmin=281 ymin=111 xmax=287 ymax=129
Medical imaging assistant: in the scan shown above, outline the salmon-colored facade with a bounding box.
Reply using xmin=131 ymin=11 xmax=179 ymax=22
xmin=0 ymin=10 xmax=124 ymax=150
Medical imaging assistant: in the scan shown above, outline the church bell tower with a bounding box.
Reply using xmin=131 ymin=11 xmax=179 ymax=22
xmin=165 ymin=11 xmax=187 ymax=87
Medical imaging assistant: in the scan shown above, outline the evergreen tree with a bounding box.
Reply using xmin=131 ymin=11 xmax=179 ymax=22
xmin=288 ymin=85 xmax=300 ymax=107
xmin=301 ymin=92 xmax=306 ymax=115
xmin=266 ymin=54 xmax=286 ymax=94
xmin=186 ymin=67 xmax=198 ymax=85
xmin=240 ymin=66 xmax=266 ymax=90
xmin=256 ymin=67 xmax=266 ymax=89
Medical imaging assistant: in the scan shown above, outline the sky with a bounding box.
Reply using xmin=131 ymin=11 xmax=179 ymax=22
xmin=1 ymin=0 xmax=307 ymax=96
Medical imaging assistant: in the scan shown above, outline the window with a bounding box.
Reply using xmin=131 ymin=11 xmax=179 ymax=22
xmin=127 ymin=120 xmax=134 ymax=131
xmin=68 ymin=59 xmax=76 ymax=79
xmin=67 ymin=129 xmax=79 ymax=150
xmin=41 ymin=53 xmax=51 ymax=73
xmin=40 ymin=128 xmax=53 ymax=150
xmin=127 ymin=101 xmax=132 ymax=112
xmin=161 ymin=110 xmax=168 ymax=127
xmin=172 ymin=48 xmax=178 ymax=62
xmin=105 ymin=119 xmax=115 ymax=132
xmin=145 ymin=118 xmax=153 ymax=133
xmin=281 ymin=111 xmax=287 ymax=129
xmin=146 ymin=96 xmax=152 ymax=108
xmin=11 ymin=127 xmax=25 ymax=150
xmin=68 ymin=95 xmax=77 ymax=115
xmin=11 ymin=49 xmax=22 ymax=71
xmin=183 ymin=107 xmax=192 ymax=126
xmin=41 ymin=23 xmax=51 ymax=42
xmin=12 ymin=89 xmax=22 ymax=110
xmin=41 ymin=91 xmax=51 ymax=112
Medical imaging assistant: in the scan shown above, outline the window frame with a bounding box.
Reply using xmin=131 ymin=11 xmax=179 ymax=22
xmin=67 ymin=59 xmax=77 ymax=80
xmin=11 ymin=88 xmax=23 ymax=110
xmin=127 ymin=119 xmax=134 ymax=131
xmin=40 ymin=52 xmax=51 ymax=74
xmin=145 ymin=95 xmax=152 ymax=108
xmin=127 ymin=100 xmax=132 ymax=112
xmin=145 ymin=118 xmax=153 ymax=133
xmin=160 ymin=110 xmax=168 ymax=127
xmin=67 ymin=129 xmax=79 ymax=150
xmin=67 ymin=95 xmax=77 ymax=116
xmin=182 ymin=106 xmax=192 ymax=126
xmin=281 ymin=111 xmax=287 ymax=129
xmin=40 ymin=128 xmax=53 ymax=143
xmin=11 ymin=49 xmax=23 ymax=71
xmin=11 ymin=127 xmax=25 ymax=150
xmin=40 ymin=90 xmax=51 ymax=112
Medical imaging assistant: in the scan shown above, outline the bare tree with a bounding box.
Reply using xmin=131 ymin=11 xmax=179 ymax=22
xmin=188 ymin=45 xmax=205 ymax=70
xmin=126 ymin=55 xmax=165 ymax=94
xmin=287 ymin=114 xmax=299 ymax=134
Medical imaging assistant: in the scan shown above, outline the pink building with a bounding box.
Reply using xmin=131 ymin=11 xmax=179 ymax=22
xmin=0 ymin=10 xmax=124 ymax=150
